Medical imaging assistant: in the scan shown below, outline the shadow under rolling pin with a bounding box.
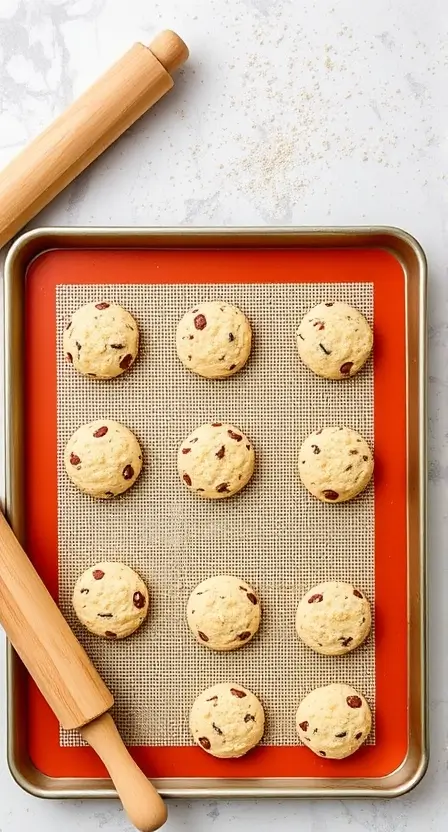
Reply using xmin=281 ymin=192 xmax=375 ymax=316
xmin=0 ymin=29 xmax=189 ymax=249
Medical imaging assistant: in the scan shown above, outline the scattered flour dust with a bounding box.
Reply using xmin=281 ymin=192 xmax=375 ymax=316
xmin=237 ymin=131 xmax=307 ymax=219
xmin=215 ymin=10 xmax=441 ymax=220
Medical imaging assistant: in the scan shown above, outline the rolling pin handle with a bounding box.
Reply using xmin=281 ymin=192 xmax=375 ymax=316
xmin=148 ymin=30 xmax=189 ymax=74
xmin=81 ymin=713 xmax=167 ymax=832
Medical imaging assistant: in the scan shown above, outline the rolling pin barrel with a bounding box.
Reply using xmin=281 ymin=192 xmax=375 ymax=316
xmin=0 ymin=30 xmax=188 ymax=249
xmin=0 ymin=513 xmax=113 ymax=729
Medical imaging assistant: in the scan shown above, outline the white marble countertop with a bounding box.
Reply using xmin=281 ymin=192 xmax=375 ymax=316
xmin=0 ymin=0 xmax=446 ymax=829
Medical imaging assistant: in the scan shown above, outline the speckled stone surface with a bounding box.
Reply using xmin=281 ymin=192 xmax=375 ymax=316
xmin=0 ymin=0 xmax=446 ymax=829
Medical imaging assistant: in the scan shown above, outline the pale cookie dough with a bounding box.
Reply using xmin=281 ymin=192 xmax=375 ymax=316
xmin=73 ymin=561 xmax=148 ymax=639
xmin=178 ymin=423 xmax=255 ymax=498
xmin=296 ymin=301 xmax=373 ymax=379
xmin=187 ymin=575 xmax=261 ymax=651
xmin=296 ymin=683 xmax=372 ymax=759
xmin=296 ymin=581 xmax=371 ymax=655
xmin=176 ymin=301 xmax=252 ymax=378
xmin=299 ymin=426 xmax=373 ymax=503
xmin=190 ymin=683 xmax=265 ymax=758
xmin=65 ymin=419 xmax=142 ymax=498
xmin=63 ymin=301 xmax=139 ymax=379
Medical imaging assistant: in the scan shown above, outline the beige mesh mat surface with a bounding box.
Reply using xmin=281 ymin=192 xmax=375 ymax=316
xmin=57 ymin=281 xmax=374 ymax=747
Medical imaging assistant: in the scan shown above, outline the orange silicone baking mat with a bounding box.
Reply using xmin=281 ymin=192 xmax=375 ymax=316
xmin=24 ymin=246 xmax=407 ymax=780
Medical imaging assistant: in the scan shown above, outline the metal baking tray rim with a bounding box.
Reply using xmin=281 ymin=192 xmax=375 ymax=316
xmin=7 ymin=753 xmax=429 ymax=802
xmin=3 ymin=225 xmax=428 ymax=799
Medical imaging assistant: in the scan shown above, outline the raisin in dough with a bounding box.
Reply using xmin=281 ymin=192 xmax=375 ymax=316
xmin=296 ymin=683 xmax=372 ymax=759
xmin=73 ymin=561 xmax=148 ymax=639
xmin=299 ymin=426 xmax=373 ymax=503
xmin=190 ymin=683 xmax=265 ymax=758
xmin=176 ymin=301 xmax=252 ymax=378
xmin=65 ymin=419 xmax=142 ymax=498
xmin=296 ymin=301 xmax=373 ymax=379
xmin=296 ymin=581 xmax=371 ymax=656
xmin=63 ymin=301 xmax=139 ymax=379
xmin=187 ymin=575 xmax=261 ymax=651
xmin=178 ymin=423 xmax=255 ymax=498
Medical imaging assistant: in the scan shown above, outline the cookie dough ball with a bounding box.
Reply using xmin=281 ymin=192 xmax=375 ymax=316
xmin=63 ymin=301 xmax=139 ymax=379
xmin=296 ymin=683 xmax=372 ymax=759
xmin=65 ymin=419 xmax=142 ymax=498
xmin=176 ymin=301 xmax=252 ymax=378
xmin=296 ymin=301 xmax=373 ymax=379
xmin=187 ymin=576 xmax=261 ymax=651
xmin=296 ymin=582 xmax=371 ymax=655
xmin=178 ymin=423 xmax=255 ymax=498
xmin=72 ymin=561 xmax=148 ymax=639
xmin=190 ymin=683 xmax=265 ymax=758
xmin=299 ymin=426 xmax=373 ymax=503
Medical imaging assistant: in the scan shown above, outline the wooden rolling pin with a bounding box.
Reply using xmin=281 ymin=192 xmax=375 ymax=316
xmin=0 ymin=29 xmax=189 ymax=249
xmin=0 ymin=513 xmax=167 ymax=831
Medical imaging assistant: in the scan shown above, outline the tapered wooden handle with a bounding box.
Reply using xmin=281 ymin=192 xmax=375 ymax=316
xmin=0 ymin=30 xmax=188 ymax=249
xmin=81 ymin=714 xmax=167 ymax=832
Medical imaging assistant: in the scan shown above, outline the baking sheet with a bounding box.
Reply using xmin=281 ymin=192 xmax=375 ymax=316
xmin=56 ymin=280 xmax=375 ymax=747
xmin=5 ymin=227 xmax=426 ymax=797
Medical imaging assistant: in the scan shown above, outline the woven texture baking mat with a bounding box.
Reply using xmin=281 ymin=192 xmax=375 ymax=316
xmin=57 ymin=281 xmax=374 ymax=747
